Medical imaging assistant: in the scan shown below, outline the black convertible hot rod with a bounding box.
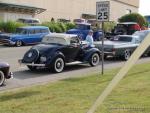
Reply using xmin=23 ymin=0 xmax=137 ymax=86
xmin=19 ymin=33 xmax=101 ymax=73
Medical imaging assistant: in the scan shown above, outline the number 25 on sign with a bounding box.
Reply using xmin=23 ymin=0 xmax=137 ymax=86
xmin=96 ymin=1 xmax=110 ymax=22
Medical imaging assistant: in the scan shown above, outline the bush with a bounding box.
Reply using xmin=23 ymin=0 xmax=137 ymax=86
xmin=65 ymin=23 xmax=76 ymax=30
xmin=104 ymin=22 xmax=116 ymax=32
xmin=0 ymin=21 xmax=26 ymax=33
xmin=53 ymin=23 xmax=63 ymax=33
xmin=57 ymin=22 xmax=67 ymax=32
xmin=42 ymin=22 xmax=55 ymax=32
xmin=118 ymin=13 xmax=148 ymax=27
xmin=41 ymin=22 xmax=76 ymax=33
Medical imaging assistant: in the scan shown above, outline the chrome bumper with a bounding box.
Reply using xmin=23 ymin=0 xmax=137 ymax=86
xmin=9 ymin=72 xmax=13 ymax=79
xmin=100 ymin=51 xmax=115 ymax=55
xmin=0 ymin=39 xmax=15 ymax=45
xmin=18 ymin=59 xmax=46 ymax=67
xmin=6 ymin=72 xmax=13 ymax=79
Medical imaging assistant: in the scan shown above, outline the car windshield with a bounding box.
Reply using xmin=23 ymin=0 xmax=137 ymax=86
xmin=133 ymin=31 xmax=149 ymax=39
xmin=16 ymin=28 xmax=27 ymax=34
xmin=116 ymin=36 xmax=132 ymax=42
xmin=42 ymin=36 xmax=69 ymax=45
xmin=76 ymin=24 xmax=90 ymax=30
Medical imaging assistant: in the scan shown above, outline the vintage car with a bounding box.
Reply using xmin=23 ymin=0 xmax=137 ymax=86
xmin=0 ymin=26 xmax=50 ymax=47
xmin=0 ymin=62 xmax=13 ymax=86
xmin=17 ymin=18 xmax=41 ymax=25
xmin=66 ymin=22 xmax=103 ymax=41
xmin=132 ymin=30 xmax=150 ymax=41
xmin=94 ymin=34 xmax=150 ymax=60
xmin=106 ymin=22 xmax=141 ymax=39
xmin=19 ymin=33 xmax=101 ymax=73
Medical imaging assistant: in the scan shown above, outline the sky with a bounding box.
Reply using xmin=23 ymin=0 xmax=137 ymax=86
xmin=139 ymin=0 xmax=150 ymax=16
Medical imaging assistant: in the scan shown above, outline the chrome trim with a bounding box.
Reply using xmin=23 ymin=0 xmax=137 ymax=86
xmin=18 ymin=59 xmax=45 ymax=67
xmin=9 ymin=72 xmax=13 ymax=79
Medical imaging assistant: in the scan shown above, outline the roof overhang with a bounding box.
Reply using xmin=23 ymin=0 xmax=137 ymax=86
xmin=0 ymin=2 xmax=46 ymax=15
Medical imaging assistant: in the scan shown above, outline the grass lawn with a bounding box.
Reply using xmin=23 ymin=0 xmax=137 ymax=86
xmin=0 ymin=62 xmax=150 ymax=113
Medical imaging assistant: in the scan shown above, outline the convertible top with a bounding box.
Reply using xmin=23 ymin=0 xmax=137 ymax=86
xmin=42 ymin=33 xmax=78 ymax=45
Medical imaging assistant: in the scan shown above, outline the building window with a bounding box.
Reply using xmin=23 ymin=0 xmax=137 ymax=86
xmin=126 ymin=9 xmax=132 ymax=14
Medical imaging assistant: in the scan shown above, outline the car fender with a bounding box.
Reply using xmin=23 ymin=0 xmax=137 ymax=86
xmin=82 ymin=48 xmax=100 ymax=62
xmin=46 ymin=51 xmax=65 ymax=66
xmin=11 ymin=36 xmax=25 ymax=44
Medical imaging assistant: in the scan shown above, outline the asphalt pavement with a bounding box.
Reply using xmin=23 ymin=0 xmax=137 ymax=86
xmin=0 ymin=45 xmax=150 ymax=91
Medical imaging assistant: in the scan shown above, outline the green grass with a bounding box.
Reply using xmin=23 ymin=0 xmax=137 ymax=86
xmin=0 ymin=63 xmax=150 ymax=113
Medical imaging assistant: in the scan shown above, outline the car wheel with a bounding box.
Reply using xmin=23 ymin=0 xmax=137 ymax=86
xmin=0 ymin=71 xmax=5 ymax=86
xmin=89 ymin=53 xmax=100 ymax=66
xmin=53 ymin=57 xmax=64 ymax=73
xmin=16 ymin=40 xmax=22 ymax=47
xmin=124 ymin=50 xmax=131 ymax=61
xmin=27 ymin=66 xmax=37 ymax=71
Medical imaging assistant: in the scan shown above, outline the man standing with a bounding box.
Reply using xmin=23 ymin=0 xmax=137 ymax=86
xmin=85 ymin=30 xmax=95 ymax=48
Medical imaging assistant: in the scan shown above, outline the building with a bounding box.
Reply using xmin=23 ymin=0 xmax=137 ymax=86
xmin=109 ymin=0 xmax=139 ymax=21
xmin=0 ymin=0 xmax=139 ymax=22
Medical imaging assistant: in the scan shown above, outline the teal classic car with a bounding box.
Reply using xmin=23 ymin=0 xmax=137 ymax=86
xmin=94 ymin=34 xmax=150 ymax=60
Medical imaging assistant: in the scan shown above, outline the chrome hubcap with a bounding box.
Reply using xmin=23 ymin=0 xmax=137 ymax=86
xmin=92 ymin=53 xmax=99 ymax=66
xmin=125 ymin=50 xmax=130 ymax=60
xmin=55 ymin=58 xmax=64 ymax=72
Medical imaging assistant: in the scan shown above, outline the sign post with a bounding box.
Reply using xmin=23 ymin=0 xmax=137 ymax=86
xmin=96 ymin=1 xmax=110 ymax=75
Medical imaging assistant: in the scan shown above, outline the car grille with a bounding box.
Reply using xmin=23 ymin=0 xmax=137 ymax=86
xmin=0 ymin=39 xmax=9 ymax=44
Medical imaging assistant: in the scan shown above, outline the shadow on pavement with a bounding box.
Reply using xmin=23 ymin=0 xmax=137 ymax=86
xmin=13 ymin=64 xmax=90 ymax=80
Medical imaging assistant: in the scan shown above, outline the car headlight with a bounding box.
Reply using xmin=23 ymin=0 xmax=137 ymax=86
xmin=40 ymin=56 xmax=47 ymax=62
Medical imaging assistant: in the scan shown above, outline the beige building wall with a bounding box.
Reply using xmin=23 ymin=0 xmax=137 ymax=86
xmin=0 ymin=0 xmax=97 ymax=21
xmin=115 ymin=0 xmax=139 ymax=7
xmin=110 ymin=0 xmax=139 ymax=21
xmin=0 ymin=0 xmax=139 ymax=22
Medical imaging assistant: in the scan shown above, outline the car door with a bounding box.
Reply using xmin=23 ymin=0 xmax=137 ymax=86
xmin=63 ymin=37 xmax=81 ymax=62
xmin=34 ymin=29 xmax=43 ymax=43
xmin=27 ymin=29 xmax=41 ymax=44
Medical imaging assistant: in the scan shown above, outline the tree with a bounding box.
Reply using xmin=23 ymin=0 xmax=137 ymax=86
xmin=118 ymin=13 xmax=148 ymax=27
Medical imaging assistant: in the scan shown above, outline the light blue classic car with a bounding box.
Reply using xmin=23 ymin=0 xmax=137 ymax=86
xmin=0 ymin=26 xmax=50 ymax=46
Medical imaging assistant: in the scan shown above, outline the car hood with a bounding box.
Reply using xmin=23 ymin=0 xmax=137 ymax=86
xmin=66 ymin=29 xmax=81 ymax=34
xmin=31 ymin=43 xmax=62 ymax=55
xmin=95 ymin=40 xmax=131 ymax=45
xmin=0 ymin=33 xmax=21 ymax=39
xmin=94 ymin=40 xmax=131 ymax=49
xmin=0 ymin=33 xmax=11 ymax=39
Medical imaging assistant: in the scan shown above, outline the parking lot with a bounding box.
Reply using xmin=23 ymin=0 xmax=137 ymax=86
xmin=1 ymin=44 xmax=150 ymax=91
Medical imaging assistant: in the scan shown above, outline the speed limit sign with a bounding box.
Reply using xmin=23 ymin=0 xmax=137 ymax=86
xmin=96 ymin=1 xmax=110 ymax=22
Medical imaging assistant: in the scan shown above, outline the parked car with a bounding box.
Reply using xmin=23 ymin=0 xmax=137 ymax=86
xmin=132 ymin=30 xmax=150 ymax=41
xmin=94 ymin=34 xmax=150 ymax=60
xmin=0 ymin=26 xmax=50 ymax=46
xmin=17 ymin=18 xmax=41 ymax=25
xmin=0 ymin=62 xmax=13 ymax=86
xmin=106 ymin=22 xmax=141 ymax=39
xmin=19 ymin=33 xmax=100 ymax=73
xmin=73 ymin=19 xmax=87 ymax=24
xmin=66 ymin=22 xmax=103 ymax=41
xmin=57 ymin=18 xmax=71 ymax=23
